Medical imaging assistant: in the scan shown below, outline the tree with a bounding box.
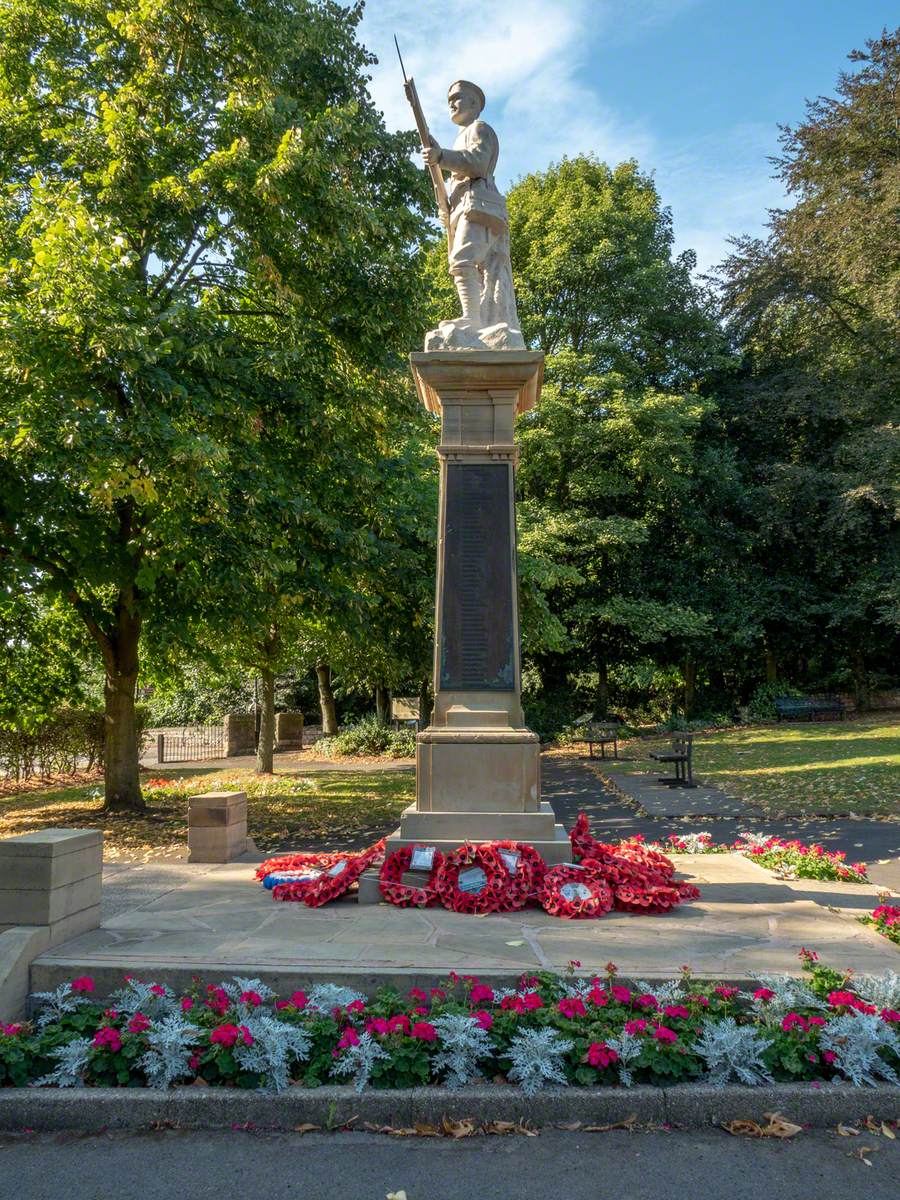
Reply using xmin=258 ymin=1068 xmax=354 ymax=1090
xmin=716 ymin=27 xmax=900 ymax=702
xmin=0 ymin=0 xmax=427 ymax=808
xmin=500 ymin=158 xmax=738 ymax=715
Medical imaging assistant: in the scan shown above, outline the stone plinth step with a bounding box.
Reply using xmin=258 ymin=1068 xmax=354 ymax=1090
xmin=396 ymin=802 xmax=561 ymax=843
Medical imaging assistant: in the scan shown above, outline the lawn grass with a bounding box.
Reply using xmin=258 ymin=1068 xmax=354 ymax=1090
xmin=0 ymin=767 xmax=415 ymax=862
xmin=614 ymin=715 xmax=900 ymax=818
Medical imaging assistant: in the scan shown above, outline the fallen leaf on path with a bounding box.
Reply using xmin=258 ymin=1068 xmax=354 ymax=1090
xmin=849 ymin=1145 xmax=877 ymax=1166
xmin=724 ymin=1112 xmax=801 ymax=1139
xmin=442 ymin=1117 xmax=478 ymax=1139
xmin=584 ymin=1113 xmax=638 ymax=1133
xmin=386 ymin=1191 xmax=408 ymax=1200
xmin=294 ymin=1123 xmax=320 ymax=1134
xmin=836 ymin=1123 xmax=860 ymax=1137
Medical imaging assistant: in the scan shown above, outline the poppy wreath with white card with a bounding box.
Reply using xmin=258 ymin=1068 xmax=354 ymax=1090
xmin=272 ymin=838 xmax=386 ymax=907
xmin=482 ymin=840 xmax=547 ymax=911
xmin=538 ymin=863 xmax=614 ymax=919
xmin=379 ymin=844 xmax=445 ymax=908
xmin=434 ymin=843 xmax=514 ymax=915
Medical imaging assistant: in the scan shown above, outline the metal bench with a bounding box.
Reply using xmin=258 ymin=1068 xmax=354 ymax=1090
xmin=649 ymin=733 xmax=696 ymax=788
xmin=774 ymin=696 xmax=845 ymax=722
xmin=584 ymin=724 xmax=619 ymax=760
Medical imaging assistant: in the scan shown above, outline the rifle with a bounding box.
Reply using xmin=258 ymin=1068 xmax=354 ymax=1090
xmin=394 ymin=36 xmax=451 ymax=239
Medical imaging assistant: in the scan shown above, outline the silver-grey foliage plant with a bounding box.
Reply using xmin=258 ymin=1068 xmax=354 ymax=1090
xmin=330 ymin=1032 xmax=389 ymax=1093
xmin=34 ymin=1037 xmax=93 ymax=1087
xmin=506 ymin=1027 xmax=573 ymax=1096
xmin=820 ymin=1014 xmax=899 ymax=1087
xmin=606 ymin=1030 xmax=643 ymax=1087
xmin=851 ymin=972 xmax=900 ymax=1012
xmin=138 ymin=1015 xmax=201 ymax=1089
xmin=234 ymin=1013 xmax=312 ymax=1093
xmin=430 ymin=1014 xmax=493 ymax=1087
xmin=695 ymin=1017 xmax=774 ymax=1086
xmin=31 ymin=983 xmax=91 ymax=1027
xmin=108 ymin=978 xmax=178 ymax=1021
xmin=307 ymin=983 xmax=366 ymax=1011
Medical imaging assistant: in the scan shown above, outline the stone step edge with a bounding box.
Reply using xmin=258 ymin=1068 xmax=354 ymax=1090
xmin=0 ymin=1082 xmax=897 ymax=1133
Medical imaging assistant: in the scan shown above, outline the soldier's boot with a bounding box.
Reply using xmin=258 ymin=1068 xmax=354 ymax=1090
xmin=451 ymin=266 xmax=482 ymax=327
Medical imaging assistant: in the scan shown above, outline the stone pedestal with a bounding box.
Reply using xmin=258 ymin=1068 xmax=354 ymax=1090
xmin=382 ymin=351 xmax=568 ymax=871
xmin=224 ymin=713 xmax=256 ymax=757
xmin=187 ymin=791 xmax=249 ymax=863
xmin=275 ymin=711 xmax=304 ymax=751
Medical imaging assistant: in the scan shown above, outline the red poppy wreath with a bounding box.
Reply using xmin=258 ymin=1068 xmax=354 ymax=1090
xmin=539 ymin=864 xmax=614 ymax=919
xmin=434 ymin=844 xmax=514 ymax=915
xmin=272 ymin=838 xmax=386 ymax=908
xmin=379 ymin=844 xmax=445 ymax=908
xmin=482 ymin=840 xmax=547 ymax=911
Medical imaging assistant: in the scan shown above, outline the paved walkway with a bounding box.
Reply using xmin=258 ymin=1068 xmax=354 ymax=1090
xmin=541 ymin=754 xmax=900 ymax=865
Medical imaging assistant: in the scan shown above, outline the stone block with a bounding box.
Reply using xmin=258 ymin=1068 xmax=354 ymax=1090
xmin=275 ymin=711 xmax=304 ymax=751
xmin=0 ymin=926 xmax=50 ymax=1021
xmin=399 ymin=801 xmax=559 ymax=843
xmin=416 ymin=732 xmax=540 ymax=812
xmin=0 ymin=872 xmax=100 ymax=927
xmin=224 ymin=713 xmax=256 ymax=757
xmin=187 ymin=791 xmax=248 ymax=863
xmin=356 ymin=869 xmax=383 ymax=906
xmin=0 ymin=829 xmax=102 ymax=859
xmin=0 ymin=844 xmax=104 ymax=891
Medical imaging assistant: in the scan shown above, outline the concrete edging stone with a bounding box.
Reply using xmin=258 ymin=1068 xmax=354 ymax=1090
xmin=0 ymin=1083 xmax=897 ymax=1133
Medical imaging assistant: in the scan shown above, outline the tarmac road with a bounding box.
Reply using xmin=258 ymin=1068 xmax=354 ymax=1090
xmin=1 ymin=1127 xmax=898 ymax=1200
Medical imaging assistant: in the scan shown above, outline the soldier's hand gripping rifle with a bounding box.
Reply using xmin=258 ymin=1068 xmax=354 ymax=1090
xmin=394 ymin=36 xmax=451 ymax=243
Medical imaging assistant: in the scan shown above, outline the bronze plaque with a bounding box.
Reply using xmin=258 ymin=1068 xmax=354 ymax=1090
xmin=440 ymin=463 xmax=515 ymax=690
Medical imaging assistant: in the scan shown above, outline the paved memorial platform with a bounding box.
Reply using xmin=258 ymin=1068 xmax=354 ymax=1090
xmin=28 ymin=851 xmax=897 ymax=999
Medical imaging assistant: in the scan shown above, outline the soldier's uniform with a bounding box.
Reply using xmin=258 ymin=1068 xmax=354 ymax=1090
xmin=438 ymin=112 xmax=510 ymax=322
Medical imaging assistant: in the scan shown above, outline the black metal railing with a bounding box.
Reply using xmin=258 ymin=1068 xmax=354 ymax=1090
xmin=157 ymin=725 xmax=225 ymax=764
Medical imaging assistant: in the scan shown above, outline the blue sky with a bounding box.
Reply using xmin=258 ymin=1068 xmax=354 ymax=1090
xmin=360 ymin=0 xmax=897 ymax=273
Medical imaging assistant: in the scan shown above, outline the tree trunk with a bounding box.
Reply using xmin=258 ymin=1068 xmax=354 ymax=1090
xmin=316 ymin=662 xmax=338 ymax=735
xmin=375 ymin=683 xmax=390 ymax=725
xmin=596 ymin=655 xmax=609 ymax=718
xmin=683 ymin=655 xmax=697 ymax=720
xmin=256 ymin=666 xmax=275 ymax=774
xmin=102 ymin=606 xmax=144 ymax=812
xmin=853 ymin=649 xmax=869 ymax=713
xmin=764 ymin=646 xmax=777 ymax=683
xmin=417 ymin=676 xmax=432 ymax=731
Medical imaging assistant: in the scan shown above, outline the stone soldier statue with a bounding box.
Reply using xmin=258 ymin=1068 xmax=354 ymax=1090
xmin=422 ymin=80 xmax=525 ymax=350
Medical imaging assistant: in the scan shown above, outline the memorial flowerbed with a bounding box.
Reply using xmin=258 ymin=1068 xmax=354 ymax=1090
xmin=651 ymin=831 xmax=869 ymax=883
xmin=863 ymin=904 xmax=900 ymax=947
xmin=3 ymin=953 xmax=899 ymax=1095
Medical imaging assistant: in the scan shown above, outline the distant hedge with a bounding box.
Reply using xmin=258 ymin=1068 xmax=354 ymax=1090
xmin=0 ymin=707 xmax=149 ymax=783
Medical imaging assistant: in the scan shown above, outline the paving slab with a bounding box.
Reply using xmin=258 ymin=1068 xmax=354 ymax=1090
xmin=28 ymin=851 xmax=898 ymax=1000
xmin=602 ymin=766 xmax=753 ymax=817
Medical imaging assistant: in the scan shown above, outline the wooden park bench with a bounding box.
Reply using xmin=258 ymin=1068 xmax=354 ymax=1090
xmin=649 ymin=733 xmax=696 ymax=788
xmin=774 ymin=696 xmax=845 ymax=723
xmin=584 ymin=723 xmax=620 ymax=761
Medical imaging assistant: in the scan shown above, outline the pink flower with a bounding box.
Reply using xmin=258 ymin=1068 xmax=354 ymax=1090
xmin=103 ymin=1009 xmax=119 ymax=1020
xmin=587 ymin=1041 xmax=618 ymax=1069
xmin=411 ymin=1021 xmax=437 ymax=1042
xmin=823 ymin=1051 xmax=837 ymax=1064
xmin=240 ymin=991 xmax=262 ymax=1008
xmin=430 ymin=988 xmax=446 ymax=1001
xmin=569 ymin=960 xmax=582 ymax=969
xmin=412 ymin=1006 xmax=429 ymax=1016
xmin=500 ymin=996 xmax=525 ymax=1014
xmin=366 ymin=1018 xmax=390 ymax=1036
xmin=798 ymin=948 xmax=819 ymax=964
xmin=807 ymin=1053 xmax=818 ymax=1063
xmin=189 ymin=1055 xmax=200 ymax=1071
xmin=181 ymin=997 xmax=194 ymax=1012
xmin=388 ymin=1014 xmax=411 ymax=1035
xmin=686 ymin=994 xmax=710 ymax=1008
xmin=558 ymin=997 xmax=586 ymax=1019
xmin=753 ymin=988 xmax=775 ymax=1003
xmin=472 ymin=1010 xmax=493 ymax=1031
xmin=288 ymin=991 xmax=308 ymax=1010
xmin=70 ymin=976 xmax=95 ymax=995
xmin=408 ymin=988 xmax=427 ymax=1003
xmin=127 ymin=1013 xmax=151 ymax=1034
xmin=92 ymin=1026 xmax=122 ymax=1052
xmin=714 ymin=986 xmax=738 ymax=999
xmin=880 ymin=1009 xmax=900 ymax=1023
xmin=470 ymin=984 xmax=494 ymax=1005
xmin=210 ymin=1024 xmax=245 ymax=1048
xmin=663 ymin=1005 xmax=690 ymax=1020
xmin=337 ymin=1028 xmax=360 ymax=1049
xmin=807 ymin=1016 xmax=826 ymax=1027
xmin=205 ymin=986 xmax=230 ymax=1017
xmin=624 ymin=1019 xmax=648 ymax=1036
xmin=149 ymin=985 xmax=166 ymax=997
xmin=653 ymin=1025 xmax=677 ymax=1044
xmin=2 ymin=1024 xmax=23 ymax=1037
xmin=782 ymin=1013 xmax=809 ymax=1033
xmin=588 ymin=986 xmax=608 ymax=1008
xmin=636 ymin=994 xmax=658 ymax=1010
xmin=610 ymin=986 xmax=632 ymax=1004
xmin=522 ymin=992 xmax=544 ymax=1011
xmin=346 ymin=999 xmax=366 ymax=1014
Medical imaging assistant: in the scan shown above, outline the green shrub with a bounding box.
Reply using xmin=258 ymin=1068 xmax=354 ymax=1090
xmin=0 ymin=705 xmax=148 ymax=782
xmin=746 ymin=682 xmax=805 ymax=721
xmin=318 ymin=716 xmax=416 ymax=758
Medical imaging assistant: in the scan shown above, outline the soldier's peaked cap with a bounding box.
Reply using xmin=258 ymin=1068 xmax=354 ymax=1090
xmin=448 ymin=80 xmax=486 ymax=111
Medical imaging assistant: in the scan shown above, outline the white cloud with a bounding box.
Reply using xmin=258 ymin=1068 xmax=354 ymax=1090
xmin=359 ymin=0 xmax=780 ymax=274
